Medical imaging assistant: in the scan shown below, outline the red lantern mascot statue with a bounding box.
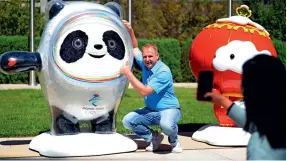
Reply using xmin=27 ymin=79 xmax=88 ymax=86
xmin=189 ymin=5 xmax=277 ymax=146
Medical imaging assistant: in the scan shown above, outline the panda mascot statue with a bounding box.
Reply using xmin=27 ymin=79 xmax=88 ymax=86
xmin=0 ymin=0 xmax=137 ymax=157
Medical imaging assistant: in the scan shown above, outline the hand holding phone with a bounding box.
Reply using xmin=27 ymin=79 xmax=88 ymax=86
xmin=196 ymin=71 xmax=213 ymax=101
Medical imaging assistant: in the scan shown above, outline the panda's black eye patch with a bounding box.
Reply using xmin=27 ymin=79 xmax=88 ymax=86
xmin=103 ymin=30 xmax=125 ymax=60
xmin=60 ymin=30 xmax=88 ymax=63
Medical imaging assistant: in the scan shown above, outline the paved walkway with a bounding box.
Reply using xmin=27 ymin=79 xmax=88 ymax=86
xmin=0 ymin=84 xmax=246 ymax=160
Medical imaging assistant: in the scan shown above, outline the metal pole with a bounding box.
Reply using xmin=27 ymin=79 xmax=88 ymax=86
xmin=228 ymin=0 xmax=232 ymax=17
xmin=29 ymin=0 xmax=37 ymax=86
xmin=128 ymin=0 xmax=131 ymax=25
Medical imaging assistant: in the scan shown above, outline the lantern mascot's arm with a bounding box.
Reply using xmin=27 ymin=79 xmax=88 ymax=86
xmin=0 ymin=52 xmax=42 ymax=74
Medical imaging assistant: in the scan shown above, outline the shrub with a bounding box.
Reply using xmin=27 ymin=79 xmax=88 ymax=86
xmin=273 ymin=39 xmax=286 ymax=65
xmin=137 ymin=39 xmax=182 ymax=82
xmin=0 ymin=36 xmax=285 ymax=83
xmin=180 ymin=37 xmax=196 ymax=82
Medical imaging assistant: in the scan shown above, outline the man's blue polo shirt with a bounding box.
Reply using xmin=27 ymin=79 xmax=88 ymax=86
xmin=134 ymin=48 xmax=180 ymax=111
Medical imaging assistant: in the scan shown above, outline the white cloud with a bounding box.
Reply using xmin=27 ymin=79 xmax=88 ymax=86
xmin=213 ymin=40 xmax=271 ymax=73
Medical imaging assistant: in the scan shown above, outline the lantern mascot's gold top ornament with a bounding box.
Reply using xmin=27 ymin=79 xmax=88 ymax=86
xmin=189 ymin=5 xmax=277 ymax=146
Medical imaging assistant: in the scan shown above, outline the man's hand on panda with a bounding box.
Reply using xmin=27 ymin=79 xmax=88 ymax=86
xmin=120 ymin=60 xmax=131 ymax=76
xmin=122 ymin=20 xmax=138 ymax=48
xmin=120 ymin=61 xmax=154 ymax=96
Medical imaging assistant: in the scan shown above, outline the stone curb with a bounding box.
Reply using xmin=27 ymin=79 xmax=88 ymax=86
xmin=0 ymin=83 xmax=197 ymax=90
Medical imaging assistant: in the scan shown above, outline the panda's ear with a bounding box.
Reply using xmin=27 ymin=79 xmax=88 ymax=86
xmin=104 ymin=2 xmax=123 ymax=18
xmin=45 ymin=0 xmax=65 ymax=20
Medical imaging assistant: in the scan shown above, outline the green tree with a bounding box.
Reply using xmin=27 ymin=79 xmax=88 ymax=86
xmin=128 ymin=0 xmax=165 ymax=38
xmin=153 ymin=0 xmax=186 ymax=39
xmin=246 ymin=0 xmax=286 ymax=41
xmin=0 ymin=0 xmax=45 ymax=36
xmin=180 ymin=0 xmax=243 ymax=40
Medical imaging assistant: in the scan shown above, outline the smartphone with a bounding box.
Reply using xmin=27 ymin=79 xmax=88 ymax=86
xmin=197 ymin=70 xmax=213 ymax=101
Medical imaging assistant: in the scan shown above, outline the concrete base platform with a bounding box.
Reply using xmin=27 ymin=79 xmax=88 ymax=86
xmin=192 ymin=124 xmax=251 ymax=146
xmin=0 ymin=132 xmax=246 ymax=160
xmin=29 ymin=132 xmax=137 ymax=157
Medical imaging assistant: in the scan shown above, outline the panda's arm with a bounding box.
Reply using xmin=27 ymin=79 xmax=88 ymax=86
xmin=0 ymin=51 xmax=42 ymax=74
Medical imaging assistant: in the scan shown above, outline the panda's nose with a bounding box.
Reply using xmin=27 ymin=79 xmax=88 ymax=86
xmin=94 ymin=44 xmax=103 ymax=50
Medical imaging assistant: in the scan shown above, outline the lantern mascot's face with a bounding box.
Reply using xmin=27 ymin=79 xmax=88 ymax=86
xmin=0 ymin=0 xmax=137 ymax=157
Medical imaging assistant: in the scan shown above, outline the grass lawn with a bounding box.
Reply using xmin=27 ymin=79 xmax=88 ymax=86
xmin=0 ymin=88 xmax=217 ymax=137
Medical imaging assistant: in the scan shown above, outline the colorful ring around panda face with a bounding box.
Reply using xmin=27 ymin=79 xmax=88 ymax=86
xmin=51 ymin=11 xmax=131 ymax=83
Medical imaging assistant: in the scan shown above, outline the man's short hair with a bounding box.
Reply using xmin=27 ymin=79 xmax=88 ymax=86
xmin=142 ymin=43 xmax=158 ymax=54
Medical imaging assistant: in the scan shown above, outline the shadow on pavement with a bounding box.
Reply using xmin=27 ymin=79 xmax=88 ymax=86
xmin=133 ymin=139 xmax=172 ymax=154
xmin=178 ymin=123 xmax=208 ymax=134
xmin=0 ymin=140 xmax=31 ymax=146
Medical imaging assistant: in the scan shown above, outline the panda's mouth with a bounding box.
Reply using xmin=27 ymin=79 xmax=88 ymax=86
xmin=88 ymin=53 xmax=106 ymax=59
